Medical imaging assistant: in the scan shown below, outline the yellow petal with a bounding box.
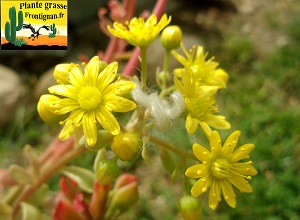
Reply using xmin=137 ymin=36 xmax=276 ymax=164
xmin=185 ymin=164 xmax=209 ymax=178
xmin=173 ymin=76 xmax=186 ymax=95
xmin=104 ymin=96 xmax=136 ymax=112
xmin=210 ymin=130 xmax=222 ymax=159
xmin=68 ymin=109 xmax=86 ymax=126
xmin=223 ymin=130 xmax=241 ymax=154
xmin=214 ymin=68 xmax=228 ymax=88
xmin=186 ymin=113 xmax=198 ymax=134
xmin=97 ymin=62 xmax=118 ymax=89
xmin=96 ymin=108 xmax=120 ymax=135
xmin=181 ymin=68 xmax=195 ymax=96
xmin=209 ymin=179 xmax=221 ymax=210
xmin=199 ymin=85 xmax=218 ymax=95
xmin=59 ymin=120 xmax=76 ymax=141
xmin=191 ymin=175 xmax=212 ymax=197
xmin=69 ymin=66 xmax=85 ymax=88
xmin=205 ymin=114 xmax=231 ymax=130
xmin=55 ymin=98 xmax=79 ymax=114
xmin=192 ymin=143 xmax=211 ymax=162
xmin=231 ymin=162 xmax=257 ymax=176
xmin=84 ymin=56 xmax=101 ymax=85
xmin=231 ymin=144 xmax=255 ymax=163
xmin=82 ymin=112 xmax=97 ymax=147
xmin=199 ymin=122 xmax=211 ymax=137
xmin=220 ymin=179 xmax=236 ymax=208
xmin=48 ymin=85 xmax=77 ymax=99
xmin=103 ymin=81 xmax=136 ymax=97
xmin=146 ymin=14 xmax=157 ymax=26
xmin=228 ymin=176 xmax=252 ymax=193
xmin=172 ymin=50 xmax=188 ymax=67
xmin=54 ymin=63 xmax=76 ymax=84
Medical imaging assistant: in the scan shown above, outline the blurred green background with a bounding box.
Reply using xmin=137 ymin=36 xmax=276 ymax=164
xmin=1 ymin=0 xmax=299 ymax=219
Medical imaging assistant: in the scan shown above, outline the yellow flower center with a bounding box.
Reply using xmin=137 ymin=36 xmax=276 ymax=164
xmin=78 ymin=86 xmax=102 ymax=110
xmin=211 ymin=158 xmax=231 ymax=179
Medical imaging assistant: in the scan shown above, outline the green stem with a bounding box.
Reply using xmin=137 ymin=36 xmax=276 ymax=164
xmin=181 ymin=157 xmax=191 ymax=195
xmin=160 ymin=49 xmax=170 ymax=91
xmin=159 ymin=84 xmax=176 ymax=98
xmin=140 ymin=46 xmax=147 ymax=91
xmin=149 ymin=136 xmax=196 ymax=160
xmin=163 ymin=49 xmax=170 ymax=79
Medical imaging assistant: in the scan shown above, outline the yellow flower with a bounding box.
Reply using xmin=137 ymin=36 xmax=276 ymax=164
xmin=174 ymin=68 xmax=230 ymax=136
xmin=107 ymin=14 xmax=171 ymax=47
xmin=40 ymin=56 xmax=136 ymax=146
xmin=174 ymin=67 xmax=218 ymax=98
xmin=185 ymin=130 xmax=257 ymax=210
xmin=173 ymin=44 xmax=228 ymax=89
xmin=185 ymin=96 xmax=230 ymax=136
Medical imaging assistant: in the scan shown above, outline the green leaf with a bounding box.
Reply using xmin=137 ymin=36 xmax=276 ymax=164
xmin=0 ymin=202 xmax=12 ymax=217
xmin=20 ymin=202 xmax=42 ymax=220
xmin=9 ymin=165 xmax=32 ymax=185
xmin=28 ymin=184 xmax=49 ymax=206
xmin=62 ymin=166 xmax=95 ymax=193
xmin=24 ymin=144 xmax=40 ymax=178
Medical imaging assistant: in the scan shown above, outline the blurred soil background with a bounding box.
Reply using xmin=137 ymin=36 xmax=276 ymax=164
xmin=1 ymin=0 xmax=300 ymax=219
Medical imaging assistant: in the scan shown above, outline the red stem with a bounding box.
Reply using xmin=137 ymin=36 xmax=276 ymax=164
xmin=102 ymin=37 xmax=119 ymax=63
xmin=153 ymin=0 xmax=168 ymax=18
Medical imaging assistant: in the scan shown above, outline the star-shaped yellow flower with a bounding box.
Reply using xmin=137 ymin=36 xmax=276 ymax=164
xmin=173 ymin=44 xmax=228 ymax=89
xmin=174 ymin=68 xmax=230 ymax=136
xmin=38 ymin=56 xmax=136 ymax=146
xmin=107 ymin=14 xmax=171 ymax=47
xmin=185 ymin=130 xmax=257 ymax=210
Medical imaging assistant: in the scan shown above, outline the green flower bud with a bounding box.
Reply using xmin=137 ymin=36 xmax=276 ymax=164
xmin=157 ymin=70 xmax=171 ymax=85
xmin=160 ymin=25 xmax=182 ymax=50
xmin=96 ymin=158 xmax=120 ymax=185
xmin=111 ymin=133 xmax=141 ymax=162
xmin=37 ymin=94 xmax=67 ymax=126
xmin=106 ymin=176 xmax=138 ymax=218
xmin=178 ymin=195 xmax=201 ymax=220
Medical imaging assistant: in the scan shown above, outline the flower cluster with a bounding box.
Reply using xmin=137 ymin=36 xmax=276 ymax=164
xmin=173 ymin=44 xmax=231 ymax=136
xmin=12 ymin=5 xmax=259 ymax=220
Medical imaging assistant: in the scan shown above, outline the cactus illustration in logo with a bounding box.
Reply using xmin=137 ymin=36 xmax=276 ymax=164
xmin=49 ymin=23 xmax=57 ymax=38
xmin=4 ymin=6 xmax=24 ymax=45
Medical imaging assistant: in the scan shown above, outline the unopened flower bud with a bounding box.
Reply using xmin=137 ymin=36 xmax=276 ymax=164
xmin=114 ymin=174 xmax=138 ymax=190
xmin=157 ymin=70 xmax=171 ymax=85
xmin=106 ymin=175 xmax=139 ymax=218
xmin=37 ymin=94 xmax=67 ymax=126
xmin=96 ymin=158 xmax=120 ymax=185
xmin=178 ymin=195 xmax=201 ymax=220
xmin=111 ymin=133 xmax=141 ymax=162
xmin=160 ymin=25 xmax=182 ymax=50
